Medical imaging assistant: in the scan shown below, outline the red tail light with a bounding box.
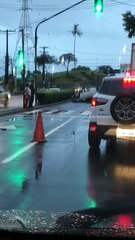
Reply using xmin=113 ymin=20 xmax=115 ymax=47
xmin=90 ymin=125 xmax=97 ymax=132
xmin=91 ymin=97 xmax=108 ymax=106
xmin=123 ymin=76 xmax=135 ymax=87
xmin=91 ymin=98 xmax=96 ymax=106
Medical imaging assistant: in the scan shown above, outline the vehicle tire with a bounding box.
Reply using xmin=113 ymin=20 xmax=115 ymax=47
xmin=88 ymin=129 xmax=101 ymax=148
xmin=110 ymin=94 xmax=135 ymax=124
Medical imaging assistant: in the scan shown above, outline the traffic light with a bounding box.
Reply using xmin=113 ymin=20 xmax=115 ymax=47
xmin=94 ymin=0 xmax=103 ymax=13
xmin=18 ymin=50 xmax=26 ymax=76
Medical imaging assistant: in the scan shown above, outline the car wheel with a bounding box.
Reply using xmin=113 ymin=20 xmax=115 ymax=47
xmin=88 ymin=129 xmax=101 ymax=148
xmin=110 ymin=94 xmax=135 ymax=124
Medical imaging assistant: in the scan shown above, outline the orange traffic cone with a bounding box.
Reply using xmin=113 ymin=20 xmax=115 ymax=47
xmin=32 ymin=111 xmax=47 ymax=143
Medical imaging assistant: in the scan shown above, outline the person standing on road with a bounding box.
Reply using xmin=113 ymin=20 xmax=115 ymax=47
xmin=29 ymin=81 xmax=34 ymax=108
xmin=24 ymin=83 xmax=31 ymax=109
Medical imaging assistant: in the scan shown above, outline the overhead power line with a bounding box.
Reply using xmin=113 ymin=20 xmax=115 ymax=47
xmin=110 ymin=0 xmax=135 ymax=7
xmin=0 ymin=0 xmax=134 ymax=11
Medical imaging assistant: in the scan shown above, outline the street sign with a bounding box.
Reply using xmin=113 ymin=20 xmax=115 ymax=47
xmin=120 ymin=64 xmax=130 ymax=72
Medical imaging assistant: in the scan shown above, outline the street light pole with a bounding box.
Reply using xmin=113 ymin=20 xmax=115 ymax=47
xmin=34 ymin=23 xmax=40 ymax=105
xmin=34 ymin=0 xmax=86 ymax=106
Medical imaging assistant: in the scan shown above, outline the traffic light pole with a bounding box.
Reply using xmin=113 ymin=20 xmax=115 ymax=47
xmin=21 ymin=29 xmax=25 ymax=108
xmin=34 ymin=0 xmax=86 ymax=106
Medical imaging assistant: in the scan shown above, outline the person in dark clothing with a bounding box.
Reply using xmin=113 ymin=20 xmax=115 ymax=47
xmin=29 ymin=81 xmax=34 ymax=108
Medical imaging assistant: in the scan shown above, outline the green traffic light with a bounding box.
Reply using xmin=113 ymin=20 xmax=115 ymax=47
xmin=19 ymin=51 xmax=24 ymax=66
xmin=18 ymin=50 xmax=26 ymax=66
xmin=17 ymin=50 xmax=26 ymax=75
xmin=94 ymin=0 xmax=103 ymax=13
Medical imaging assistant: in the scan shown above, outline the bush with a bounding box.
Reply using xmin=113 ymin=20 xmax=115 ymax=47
xmin=37 ymin=89 xmax=74 ymax=105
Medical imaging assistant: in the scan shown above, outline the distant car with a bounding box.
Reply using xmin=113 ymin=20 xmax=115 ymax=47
xmin=74 ymin=87 xmax=83 ymax=98
xmin=39 ymin=88 xmax=60 ymax=92
xmin=73 ymin=87 xmax=96 ymax=102
xmin=39 ymin=88 xmax=48 ymax=92
xmin=0 ymin=86 xmax=11 ymax=107
xmin=80 ymin=88 xmax=97 ymax=101
xmin=48 ymin=88 xmax=60 ymax=92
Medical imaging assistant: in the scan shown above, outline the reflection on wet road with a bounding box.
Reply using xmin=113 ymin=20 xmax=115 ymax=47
xmin=0 ymin=101 xmax=134 ymax=216
xmin=88 ymin=141 xmax=135 ymax=209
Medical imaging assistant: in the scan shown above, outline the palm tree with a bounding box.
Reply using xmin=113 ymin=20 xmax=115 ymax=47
xmin=60 ymin=53 xmax=77 ymax=77
xmin=36 ymin=53 xmax=57 ymax=87
xmin=71 ymin=24 xmax=83 ymax=69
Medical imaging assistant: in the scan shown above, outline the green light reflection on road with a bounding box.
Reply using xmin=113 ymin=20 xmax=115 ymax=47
xmin=3 ymin=152 xmax=27 ymax=188
xmin=15 ymin=139 xmax=23 ymax=145
xmin=89 ymin=200 xmax=97 ymax=208
xmin=85 ymin=195 xmax=97 ymax=209
xmin=6 ymin=170 xmax=26 ymax=188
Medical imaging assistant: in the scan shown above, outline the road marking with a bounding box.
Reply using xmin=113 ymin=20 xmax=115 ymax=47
xmin=1 ymin=142 xmax=37 ymax=164
xmin=45 ymin=116 xmax=75 ymax=136
xmin=1 ymin=116 xmax=75 ymax=164
xmin=0 ymin=125 xmax=16 ymax=130
xmin=61 ymin=110 xmax=74 ymax=115
xmin=43 ymin=110 xmax=55 ymax=115
xmin=80 ymin=111 xmax=90 ymax=116
xmin=23 ymin=110 xmax=41 ymax=115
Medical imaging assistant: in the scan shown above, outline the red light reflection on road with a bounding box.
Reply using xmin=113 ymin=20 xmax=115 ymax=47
xmin=114 ymin=215 xmax=132 ymax=228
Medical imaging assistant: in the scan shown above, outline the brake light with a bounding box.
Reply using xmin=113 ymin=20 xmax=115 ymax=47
xmin=91 ymin=97 xmax=108 ymax=106
xmin=123 ymin=76 xmax=135 ymax=87
xmin=90 ymin=125 xmax=97 ymax=132
xmin=91 ymin=98 xmax=96 ymax=106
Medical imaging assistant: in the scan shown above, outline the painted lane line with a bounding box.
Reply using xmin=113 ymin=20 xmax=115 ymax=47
xmin=42 ymin=110 xmax=56 ymax=115
xmin=81 ymin=111 xmax=91 ymax=116
xmin=23 ymin=110 xmax=41 ymax=115
xmin=0 ymin=125 xmax=16 ymax=130
xmin=1 ymin=142 xmax=36 ymax=164
xmin=61 ymin=110 xmax=74 ymax=115
xmin=45 ymin=116 xmax=75 ymax=137
xmin=1 ymin=116 xmax=75 ymax=164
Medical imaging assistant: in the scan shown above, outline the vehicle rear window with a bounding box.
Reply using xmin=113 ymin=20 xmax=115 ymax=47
xmin=99 ymin=78 xmax=135 ymax=96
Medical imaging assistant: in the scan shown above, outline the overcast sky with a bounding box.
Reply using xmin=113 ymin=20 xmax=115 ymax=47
xmin=0 ymin=0 xmax=134 ymax=75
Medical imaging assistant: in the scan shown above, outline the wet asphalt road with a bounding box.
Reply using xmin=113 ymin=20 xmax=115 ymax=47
xmin=0 ymin=101 xmax=135 ymax=215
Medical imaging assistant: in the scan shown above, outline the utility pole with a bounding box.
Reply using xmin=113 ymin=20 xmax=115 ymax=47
xmin=42 ymin=46 xmax=45 ymax=88
xmin=5 ymin=30 xmax=9 ymax=89
xmin=21 ymin=29 xmax=25 ymax=83
xmin=0 ymin=29 xmax=15 ymax=89
xmin=40 ymin=46 xmax=48 ymax=88
xmin=10 ymin=58 xmax=14 ymax=93
xmin=14 ymin=0 xmax=34 ymax=72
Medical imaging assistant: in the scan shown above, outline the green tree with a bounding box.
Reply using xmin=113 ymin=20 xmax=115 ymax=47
xmin=97 ymin=65 xmax=114 ymax=75
xmin=122 ymin=11 xmax=135 ymax=38
xmin=60 ymin=53 xmax=77 ymax=77
xmin=36 ymin=53 xmax=57 ymax=87
xmin=36 ymin=53 xmax=57 ymax=69
xmin=76 ymin=65 xmax=91 ymax=71
xmin=71 ymin=24 xmax=83 ymax=69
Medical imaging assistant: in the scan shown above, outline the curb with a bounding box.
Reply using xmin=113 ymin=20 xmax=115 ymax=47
xmin=0 ymin=99 xmax=71 ymax=117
